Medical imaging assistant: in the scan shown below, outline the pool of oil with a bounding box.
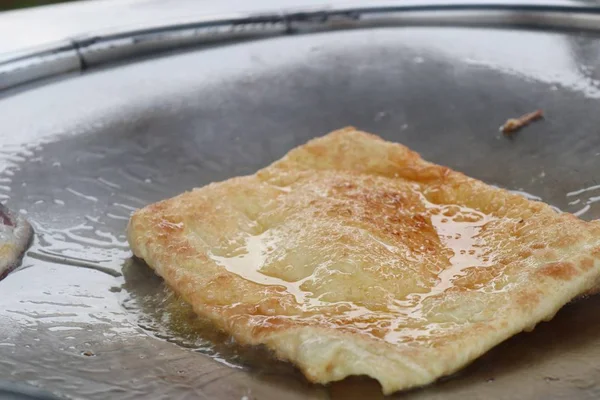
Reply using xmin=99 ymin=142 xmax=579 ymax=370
xmin=1 ymin=25 xmax=600 ymax=399
xmin=121 ymin=257 xmax=301 ymax=375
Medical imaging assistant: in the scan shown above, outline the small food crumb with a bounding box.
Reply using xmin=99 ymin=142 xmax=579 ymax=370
xmin=81 ymin=350 xmax=95 ymax=357
xmin=544 ymin=376 xmax=560 ymax=382
xmin=500 ymin=109 xmax=544 ymax=135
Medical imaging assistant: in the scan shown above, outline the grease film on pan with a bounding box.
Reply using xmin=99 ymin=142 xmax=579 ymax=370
xmin=1 ymin=11 xmax=600 ymax=400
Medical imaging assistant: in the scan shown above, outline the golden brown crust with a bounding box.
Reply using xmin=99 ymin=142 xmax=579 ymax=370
xmin=128 ymin=127 xmax=600 ymax=394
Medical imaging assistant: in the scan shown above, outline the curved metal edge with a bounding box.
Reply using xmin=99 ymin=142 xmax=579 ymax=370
xmin=0 ymin=41 xmax=81 ymax=93
xmin=0 ymin=381 xmax=61 ymax=400
xmin=299 ymin=8 xmax=600 ymax=34
xmin=1 ymin=3 xmax=600 ymax=93
xmin=75 ymin=19 xmax=288 ymax=69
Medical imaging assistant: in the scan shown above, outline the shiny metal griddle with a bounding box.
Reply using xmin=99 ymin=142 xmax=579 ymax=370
xmin=2 ymin=4 xmax=600 ymax=399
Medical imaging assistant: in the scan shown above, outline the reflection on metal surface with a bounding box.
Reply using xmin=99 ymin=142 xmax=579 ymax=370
xmin=0 ymin=23 xmax=600 ymax=398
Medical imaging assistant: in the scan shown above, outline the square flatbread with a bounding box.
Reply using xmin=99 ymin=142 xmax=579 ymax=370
xmin=127 ymin=128 xmax=600 ymax=394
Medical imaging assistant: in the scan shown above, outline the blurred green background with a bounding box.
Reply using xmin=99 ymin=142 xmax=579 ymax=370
xmin=1 ymin=0 xmax=79 ymax=11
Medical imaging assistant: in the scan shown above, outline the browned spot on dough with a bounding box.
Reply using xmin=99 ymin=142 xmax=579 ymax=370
xmin=307 ymin=144 xmax=327 ymax=157
xmin=517 ymin=291 xmax=540 ymax=309
xmin=581 ymin=258 xmax=594 ymax=271
xmin=552 ymin=234 xmax=579 ymax=248
xmin=531 ymin=243 xmax=546 ymax=250
xmin=498 ymin=257 xmax=512 ymax=266
xmin=592 ymin=246 xmax=600 ymax=259
xmin=536 ymin=262 xmax=577 ymax=281
xmin=211 ymin=273 xmax=235 ymax=286
xmin=518 ymin=249 xmax=533 ymax=258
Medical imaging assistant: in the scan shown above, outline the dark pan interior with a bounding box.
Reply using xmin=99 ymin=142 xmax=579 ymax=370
xmin=1 ymin=26 xmax=600 ymax=399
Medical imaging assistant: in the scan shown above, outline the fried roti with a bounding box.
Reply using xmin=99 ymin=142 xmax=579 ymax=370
xmin=127 ymin=128 xmax=600 ymax=394
xmin=0 ymin=204 xmax=33 ymax=281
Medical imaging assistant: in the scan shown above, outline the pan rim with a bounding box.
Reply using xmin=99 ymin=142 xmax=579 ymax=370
xmin=1 ymin=1 xmax=600 ymax=93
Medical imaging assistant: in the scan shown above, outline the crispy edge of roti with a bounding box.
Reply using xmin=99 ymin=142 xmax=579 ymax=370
xmin=127 ymin=127 xmax=600 ymax=394
xmin=0 ymin=204 xmax=33 ymax=280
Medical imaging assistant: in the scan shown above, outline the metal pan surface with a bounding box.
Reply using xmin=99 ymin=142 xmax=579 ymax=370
xmin=1 ymin=18 xmax=600 ymax=400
